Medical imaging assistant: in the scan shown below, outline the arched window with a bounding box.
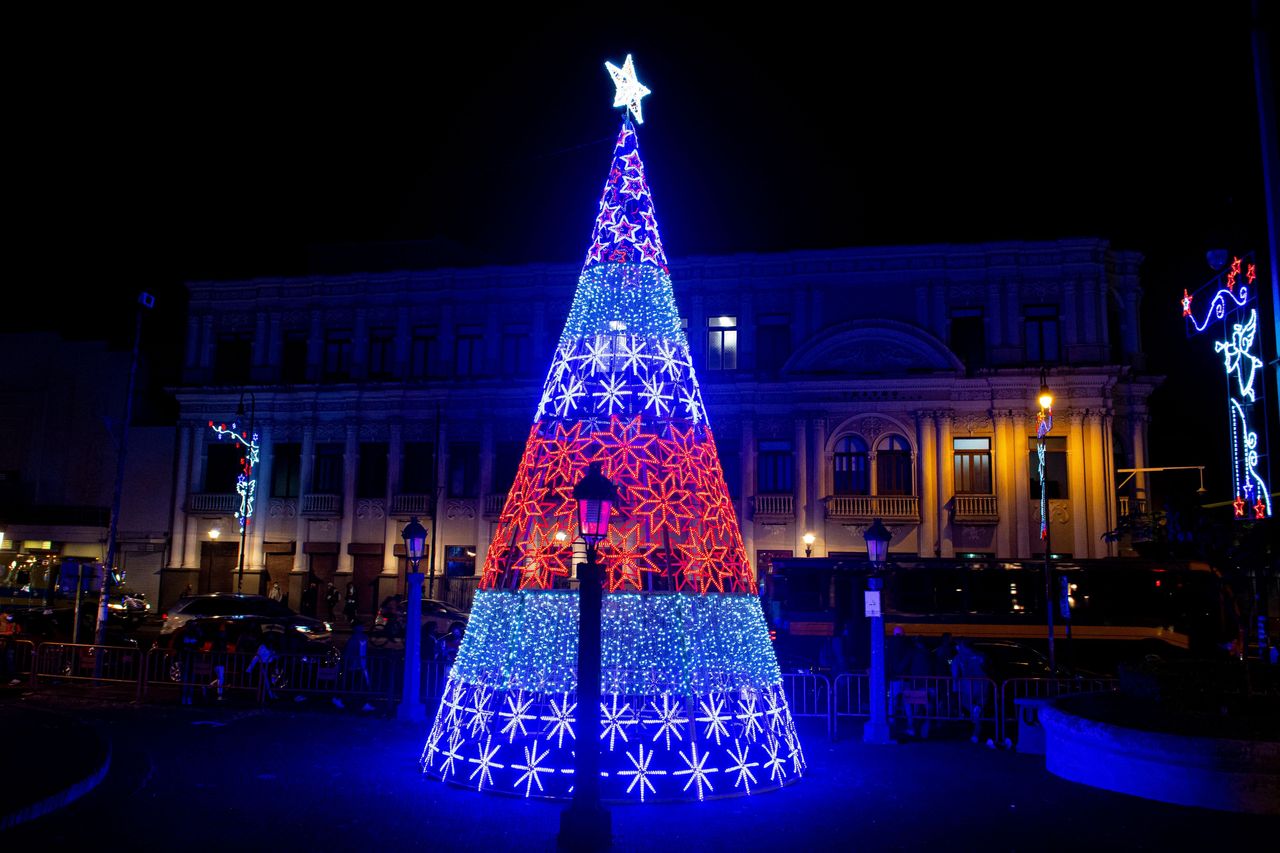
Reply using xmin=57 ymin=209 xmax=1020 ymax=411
xmin=832 ymin=436 xmax=870 ymax=495
xmin=876 ymin=434 xmax=913 ymax=496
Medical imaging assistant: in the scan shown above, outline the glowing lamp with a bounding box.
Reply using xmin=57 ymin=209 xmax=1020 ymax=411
xmin=401 ymin=516 xmax=428 ymax=565
xmin=573 ymin=462 xmax=619 ymax=546
xmin=863 ymin=518 xmax=891 ymax=566
xmin=802 ymin=532 xmax=815 ymax=558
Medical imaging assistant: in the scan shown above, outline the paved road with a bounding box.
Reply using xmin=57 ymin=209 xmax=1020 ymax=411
xmin=3 ymin=693 xmax=1273 ymax=851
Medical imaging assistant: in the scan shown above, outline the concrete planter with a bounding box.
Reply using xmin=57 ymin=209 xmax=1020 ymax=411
xmin=1040 ymin=702 xmax=1280 ymax=814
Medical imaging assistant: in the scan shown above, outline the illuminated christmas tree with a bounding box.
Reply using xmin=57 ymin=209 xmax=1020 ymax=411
xmin=421 ymin=57 xmax=803 ymax=801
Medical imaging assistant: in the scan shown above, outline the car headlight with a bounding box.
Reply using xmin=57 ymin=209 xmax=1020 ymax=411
xmin=323 ymin=622 xmax=333 ymax=632
xmin=108 ymin=602 xmax=126 ymax=611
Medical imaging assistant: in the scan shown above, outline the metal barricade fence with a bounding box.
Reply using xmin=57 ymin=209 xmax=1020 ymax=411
xmin=833 ymin=672 xmax=870 ymax=725
xmin=832 ymin=672 xmax=1001 ymax=739
xmin=140 ymin=647 xmax=265 ymax=701
xmin=998 ymin=677 xmax=1118 ymax=743
xmin=33 ymin=643 xmax=144 ymax=687
xmin=1 ymin=637 xmax=36 ymax=683
xmin=780 ymin=671 xmax=832 ymax=737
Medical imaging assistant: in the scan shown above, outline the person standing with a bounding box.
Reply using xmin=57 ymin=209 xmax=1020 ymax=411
xmin=268 ymin=582 xmax=282 ymax=602
xmin=952 ymin=638 xmax=993 ymax=746
xmin=325 ymin=583 xmax=339 ymax=621
xmin=343 ymin=582 xmax=357 ymax=625
xmin=336 ymin=622 xmax=373 ymax=711
xmin=301 ymin=582 xmax=318 ymax=618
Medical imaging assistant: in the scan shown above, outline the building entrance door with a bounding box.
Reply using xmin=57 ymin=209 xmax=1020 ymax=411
xmin=352 ymin=554 xmax=382 ymax=616
xmin=307 ymin=553 xmax=338 ymax=618
xmin=199 ymin=542 xmax=238 ymax=594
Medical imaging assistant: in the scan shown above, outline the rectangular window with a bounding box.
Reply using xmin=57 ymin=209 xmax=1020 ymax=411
xmin=312 ymin=443 xmax=344 ymax=494
xmin=707 ymin=315 xmax=738 ymax=371
xmin=455 ymin=329 xmax=484 ymax=377
xmin=949 ymin=308 xmax=985 ymax=371
xmin=833 ymin=448 xmax=870 ymax=495
xmin=953 ymin=437 xmax=993 ymax=494
xmin=757 ymin=440 xmax=793 ymax=494
xmin=367 ymin=329 xmax=395 ymax=380
xmin=281 ymin=331 xmax=308 ymax=383
xmin=356 ymin=442 xmax=388 ymax=498
xmin=1025 ymin=305 xmax=1060 ymax=363
xmin=448 ymin=442 xmax=480 ymax=498
xmin=876 ymin=445 xmax=913 ymax=496
xmin=401 ymin=442 xmax=435 ymax=494
xmin=323 ymin=332 xmax=352 ymax=381
xmin=213 ymin=335 xmax=252 ymax=384
xmin=271 ymin=443 xmax=301 ymax=498
xmin=756 ymin=319 xmax=791 ymax=372
xmin=204 ymin=443 xmax=242 ymax=493
xmin=1028 ymin=436 xmax=1068 ymax=499
xmin=410 ymin=327 xmax=437 ymax=379
xmin=493 ymin=442 xmax=524 ymax=495
xmin=501 ymin=328 xmax=532 ymax=376
xmin=445 ymin=545 xmax=476 ymax=577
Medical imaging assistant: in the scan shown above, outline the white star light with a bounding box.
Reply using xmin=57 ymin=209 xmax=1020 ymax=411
xmin=618 ymin=743 xmax=666 ymax=802
xmin=647 ymin=693 xmax=688 ymax=749
xmin=541 ymin=694 xmax=578 ymax=748
xmin=593 ymin=372 xmax=632 ymax=415
xmin=499 ymin=691 xmax=536 ymax=743
xmin=468 ymin=736 xmax=504 ymax=791
xmin=674 ymin=743 xmax=718 ymax=801
xmin=605 ymin=54 xmax=651 ymax=124
xmin=696 ymin=695 xmax=732 ymax=746
xmin=639 ymin=374 xmax=672 ymax=417
xmin=726 ymin=739 xmax=760 ymax=793
xmin=763 ymin=736 xmax=786 ymax=783
xmin=511 ymin=743 xmax=553 ymax=797
xmin=601 ymin=695 xmax=637 ymax=751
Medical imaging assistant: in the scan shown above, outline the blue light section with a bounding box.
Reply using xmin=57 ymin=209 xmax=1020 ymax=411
xmin=559 ymin=264 xmax=686 ymax=345
xmin=451 ymin=590 xmax=781 ymax=695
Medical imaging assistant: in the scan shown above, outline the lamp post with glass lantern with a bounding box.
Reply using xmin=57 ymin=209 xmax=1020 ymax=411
xmin=1036 ymin=370 xmax=1056 ymax=673
xmin=559 ymin=462 xmax=617 ymax=850
xmin=862 ymin=518 xmax=893 ymax=745
xmin=398 ymin=516 xmax=428 ymax=722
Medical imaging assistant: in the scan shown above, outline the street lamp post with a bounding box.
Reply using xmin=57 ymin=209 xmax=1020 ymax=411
xmin=559 ymin=462 xmax=617 ymax=851
xmin=1036 ymin=370 xmax=1056 ymax=673
xmin=803 ymin=532 xmax=815 ymax=558
xmin=234 ymin=392 xmax=256 ymax=595
xmin=862 ymin=518 xmax=893 ymax=746
xmin=398 ymin=516 xmax=428 ymax=722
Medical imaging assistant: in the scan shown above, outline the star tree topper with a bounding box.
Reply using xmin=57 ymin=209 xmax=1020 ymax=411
xmin=605 ymin=54 xmax=651 ymax=124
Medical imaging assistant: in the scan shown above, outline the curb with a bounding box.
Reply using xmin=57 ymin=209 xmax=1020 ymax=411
xmin=0 ymin=727 xmax=112 ymax=831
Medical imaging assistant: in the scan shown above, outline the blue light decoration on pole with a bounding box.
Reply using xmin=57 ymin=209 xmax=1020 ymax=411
xmin=209 ymin=392 xmax=260 ymax=594
xmin=1036 ymin=370 xmax=1055 ymax=673
xmin=418 ymin=56 xmax=804 ymax=805
xmin=862 ymin=518 xmax=893 ymax=746
xmin=399 ymin=516 xmax=428 ymax=723
xmin=1182 ymin=253 xmax=1271 ymax=520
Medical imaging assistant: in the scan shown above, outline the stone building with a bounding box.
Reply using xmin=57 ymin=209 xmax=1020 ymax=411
xmin=163 ymin=238 xmax=1156 ymax=613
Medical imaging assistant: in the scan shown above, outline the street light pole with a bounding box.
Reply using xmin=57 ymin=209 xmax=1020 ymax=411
xmin=399 ymin=516 xmax=428 ymax=722
xmin=1037 ymin=370 xmax=1056 ymax=673
xmin=560 ymin=462 xmax=617 ymax=851
xmin=235 ymin=391 xmax=256 ymax=595
xmin=862 ymin=518 xmax=893 ymax=746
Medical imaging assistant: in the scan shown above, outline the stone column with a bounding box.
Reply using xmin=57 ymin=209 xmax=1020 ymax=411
xmin=247 ymin=422 xmax=273 ymax=574
xmin=794 ymin=418 xmax=808 ymax=555
xmin=812 ymin=417 xmax=828 ymax=552
xmin=917 ymin=411 xmax=939 ymax=558
xmin=384 ymin=423 xmax=403 ymax=575
xmin=433 ymin=422 xmax=449 ymax=580
xmin=338 ymin=424 xmax=358 ymax=573
xmin=993 ymin=410 xmax=1016 ymax=557
xmin=1085 ymin=411 xmax=1109 ymax=557
xmin=1068 ymin=410 xmax=1090 ymax=559
xmin=1013 ymin=412 xmax=1032 ymax=558
xmin=183 ymin=425 xmax=206 ymax=569
xmin=169 ymin=424 xmax=191 ymax=568
xmin=1129 ymin=413 xmax=1150 ymax=506
xmin=936 ymin=411 xmax=954 ymax=557
xmin=292 ymin=424 xmax=315 ymax=577
xmin=1104 ymin=412 xmax=1119 ymax=556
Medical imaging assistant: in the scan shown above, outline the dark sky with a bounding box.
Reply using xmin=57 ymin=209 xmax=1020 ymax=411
xmin=10 ymin=4 xmax=1275 ymax=495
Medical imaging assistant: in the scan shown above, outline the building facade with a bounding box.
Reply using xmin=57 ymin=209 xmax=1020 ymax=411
xmin=164 ymin=238 xmax=1156 ymax=613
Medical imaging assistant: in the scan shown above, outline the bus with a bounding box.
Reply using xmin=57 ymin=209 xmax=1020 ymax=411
xmin=763 ymin=556 xmax=1240 ymax=675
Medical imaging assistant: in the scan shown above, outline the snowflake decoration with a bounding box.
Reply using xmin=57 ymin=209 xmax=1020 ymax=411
xmin=696 ymin=694 xmax=732 ymax=746
xmin=785 ymin=723 xmax=806 ymax=774
xmin=763 ymin=736 xmax=786 ymax=783
xmin=554 ymin=376 xmax=586 ymax=417
xmin=737 ymin=692 xmax=765 ymax=742
xmin=499 ymin=691 xmax=536 ymax=743
xmin=422 ymin=714 xmax=446 ymax=769
xmin=618 ymin=743 xmax=666 ymax=802
xmin=468 ymin=736 xmax=504 ymax=791
xmin=541 ymin=694 xmax=577 ymax=748
xmin=580 ymin=336 xmax=613 ymax=375
xmin=511 ymin=742 xmax=553 ymax=797
xmin=600 ymin=694 xmax=638 ymax=751
xmin=674 ymin=742 xmax=718 ymax=801
xmin=466 ymin=685 xmax=494 ymax=737
xmin=440 ymin=728 xmax=466 ymax=778
xmin=646 ymin=693 xmax=688 ymax=749
xmin=726 ymin=739 xmax=759 ymax=793
xmin=653 ymin=340 xmax=684 ymax=380
xmin=638 ymin=374 xmax=672 ymax=417
xmin=679 ymin=384 xmax=703 ymax=424
xmin=764 ymin=688 xmax=787 ymax=731
xmin=593 ymin=372 xmax=632 ymax=415
xmin=617 ymin=335 xmax=647 ymax=373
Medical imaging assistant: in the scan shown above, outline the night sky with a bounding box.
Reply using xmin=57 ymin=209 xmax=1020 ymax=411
xmin=10 ymin=4 xmax=1275 ymax=499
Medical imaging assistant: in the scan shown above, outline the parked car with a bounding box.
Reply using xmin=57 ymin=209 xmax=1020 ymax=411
xmin=963 ymin=639 xmax=1076 ymax=680
xmin=159 ymin=594 xmax=332 ymax=642
xmin=162 ymin=613 xmax=339 ymax=689
xmin=369 ymin=598 xmax=468 ymax=647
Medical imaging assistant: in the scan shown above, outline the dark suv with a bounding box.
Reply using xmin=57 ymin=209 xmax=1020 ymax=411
xmin=160 ymin=594 xmax=332 ymax=643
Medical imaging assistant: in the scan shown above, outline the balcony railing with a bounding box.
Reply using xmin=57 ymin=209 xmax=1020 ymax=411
xmin=391 ymin=493 xmax=435 ymax=516
xmin=753 ymin=494 xmax=795 ymax=517
xmin=188 ymin=493 xmax=236 ymax=514
xmin=953 ymin=494 xmax=999 ymax=523
xmin=823 ymin=494 xmax=919 ymax=521
xmin=301 ymin=493 xmax=342 ymax=516
xmin=1118 ymin=496 xmax=1149 ymax=517
xmin=484 ymin=493 xmax=507 ymax=517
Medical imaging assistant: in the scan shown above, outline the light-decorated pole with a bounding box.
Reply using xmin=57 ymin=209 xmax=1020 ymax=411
xmin=1036 ymin=370 xmax=1056 ymax=673
xmin=559 ymin=462 xmax=618 ymax=850
xmin=209 ymin=392 xmax=260 ymax=596
xmin=862 ymin=518 xmax=893 ymax=745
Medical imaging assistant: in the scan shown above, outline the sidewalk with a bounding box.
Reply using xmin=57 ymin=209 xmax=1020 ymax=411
xmin=2 ymin=692 xmax=1273 ymax=850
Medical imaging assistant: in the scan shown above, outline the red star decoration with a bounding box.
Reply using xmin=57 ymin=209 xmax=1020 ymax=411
xmin=609 ymin=247 xmax=630 ymax=263
xmin=676 ymin=528 xmax=729 ymax=594
xmin=1181 ymin=289 xmax=1193 ymax=317
xmin=1247 ymin=263 xmax=1256 ymax=284
xmin=1255 ymin=499 xmax=1267 ymax=519
xmin=1233 ymin=494 xmax=1247 ymax=517
xmin=1227 ymin=270 xmax=1237 ymax=291
xmin=631 ymin=471 xmax=693 ymax=537
xmin=594 ymin=415 xmax=658 ymax=481
xmin=601 ymin=523 xmax=660 ymax=592
xmin=518 ymin=524 xmax=571 ymax=590
xmin=541 ymin=422 xmax=591 ymax=485
xmin=620 ymin=150 xmax=644 ymax=173
xmin=609 ymin=215 xmax=641 ymax=243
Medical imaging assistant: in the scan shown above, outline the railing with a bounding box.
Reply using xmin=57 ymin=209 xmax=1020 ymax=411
xmin=823 ymin=495 xmax=919 ymax=520
xmin=780 ymin=671 xmax=833 ymax=736
xmin=33 ymin=643 xmax=144 ymax=687
xmin=391 ymin=493 xmax=435 ymax=516
xmin=953 ymin=494 xmax=998 ymax=522
xmin=301 ymin=493 xmax=342 ymax=515
xmin=483 ymin=493 xmax=507 ymax=517
xmin=1118 ymin=496 xmax=1149 ymax=517
xmin=188 ymin=493 xmax=236 ymax=513
xmin=753 ymin=494 xmax=794 ymax=516
xmin=0 ymin=637 xmax=36 ymax=682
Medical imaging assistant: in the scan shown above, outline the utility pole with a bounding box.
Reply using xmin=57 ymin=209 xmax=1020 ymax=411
xmin=95 ymin=292 xmax=154 ymax=648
